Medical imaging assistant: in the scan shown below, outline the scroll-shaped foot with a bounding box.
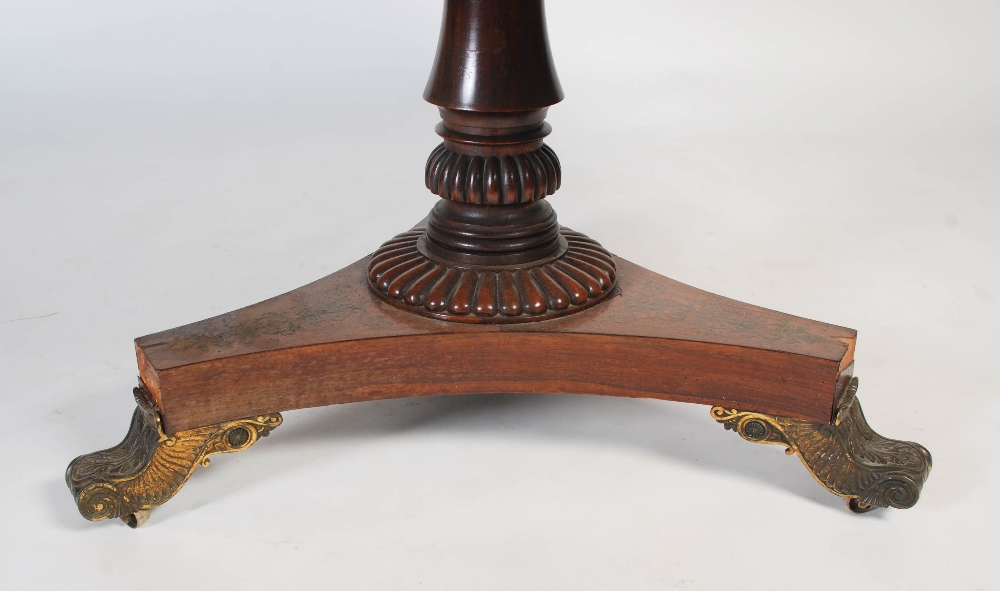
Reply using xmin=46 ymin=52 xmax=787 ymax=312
xmin=711 ymin=377 xmax=931 ymax=512
xmin=66 ymin=384 xmax=282 ymax=527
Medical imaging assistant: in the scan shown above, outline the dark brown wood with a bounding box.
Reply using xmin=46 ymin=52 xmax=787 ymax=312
xmin=421 ymin=1 xmax=565 ymax=266
xmin=424 ymin=0 xmax=563 ymax=112
xmin=368 ymin=226 xmax=617 ymax=322
xmin=68 ymin=0 xmax=934 ymax=525
xmin=401 ymin=0 xmax=617 ymax=322
xmin=426 ymin=143 xmax=561 ymax=204
xmin=136 ymin=247 xmax=855 ymax=434
xmin=131 ymin=0 xmax=854 ymax=435
xmin=423 ymin=200 xmax=564 ymax=264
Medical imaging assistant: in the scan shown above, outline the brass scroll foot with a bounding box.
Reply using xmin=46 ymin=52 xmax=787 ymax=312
xmin=66 ymin=384 xmax=282 ymax=527
xmin=711 ymin=377 xmax=931 ymax=512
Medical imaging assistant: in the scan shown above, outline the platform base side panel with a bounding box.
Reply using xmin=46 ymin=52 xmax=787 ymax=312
xmin=144 ymin=333 xmax=843 ymax=433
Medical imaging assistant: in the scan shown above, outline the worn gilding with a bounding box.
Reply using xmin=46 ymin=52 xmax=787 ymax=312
xmin=712 ymin=377 xmax=932 ymax=512
xmin=66 ymin=384 xmax=281 ymax=527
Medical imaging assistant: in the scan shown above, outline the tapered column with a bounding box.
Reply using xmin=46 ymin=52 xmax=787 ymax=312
xmin=368 ymin=0 xmax=618 ymax=322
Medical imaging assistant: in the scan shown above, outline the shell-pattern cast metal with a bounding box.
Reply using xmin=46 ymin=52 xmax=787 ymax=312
xmin=426 ymin=142 xmax=561 ymax=204
xmin=367 ymin=227 xmax=618 ymax=323
xmin=66 ymin=384 xmax=282 ymax=527
xmin=712 ymin=377 xmax=931 ymax=512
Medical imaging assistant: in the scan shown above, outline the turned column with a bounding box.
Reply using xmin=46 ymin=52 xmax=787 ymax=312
xmin=367 ymin=0 xmax=617 ymax=322
xmin=65 ymin=0 xmax=932 ymax=527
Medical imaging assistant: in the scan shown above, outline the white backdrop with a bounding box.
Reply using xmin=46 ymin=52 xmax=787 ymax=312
xmin=2 ymin=1 xmax=998 ymax=589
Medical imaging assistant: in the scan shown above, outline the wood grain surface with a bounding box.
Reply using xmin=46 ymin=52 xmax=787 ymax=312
xmin=137 ymin=253 xmax=856 ymax=433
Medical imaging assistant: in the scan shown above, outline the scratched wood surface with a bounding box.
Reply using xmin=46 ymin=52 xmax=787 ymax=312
xmin=137 ymin=252 xmax=856 ymax=433
xmin=121 ymin=0 xmax=850 ymax=433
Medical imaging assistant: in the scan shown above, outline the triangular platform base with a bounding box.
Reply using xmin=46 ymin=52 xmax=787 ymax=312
xmin=66 ymin=228 xmax=931 ymax=526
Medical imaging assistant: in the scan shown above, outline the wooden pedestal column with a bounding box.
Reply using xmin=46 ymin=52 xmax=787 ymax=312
xmin=67 ymin=0 xmax=931 ymax=527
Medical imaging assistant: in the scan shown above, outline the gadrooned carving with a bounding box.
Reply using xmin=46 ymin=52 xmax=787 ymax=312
xmin=367 ymin=227 xmax=617 ymax=322
xmin=425 ymin=142 xmax=561 ymax=204
xmin=66 ymin=384 xmax=282 ymax=527
xmin=712 ymin=377 xmax=932 ymax=512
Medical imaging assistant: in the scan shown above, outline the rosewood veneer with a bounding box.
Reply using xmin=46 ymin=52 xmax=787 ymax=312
xmin=67 ymin=0 xmax=931 ymax=527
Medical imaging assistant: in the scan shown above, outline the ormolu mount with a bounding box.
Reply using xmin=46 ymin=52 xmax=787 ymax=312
xmin=67 ymin=0 xmax=930 ymax=527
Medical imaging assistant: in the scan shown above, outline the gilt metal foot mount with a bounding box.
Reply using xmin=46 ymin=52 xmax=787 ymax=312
xmin=66 ymin=384 xmax=282 ymax=527
xmin=712 ymin=377 xmax=932 ymax=512
xmin=63 ymin=0 xmax=933 ymax=528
